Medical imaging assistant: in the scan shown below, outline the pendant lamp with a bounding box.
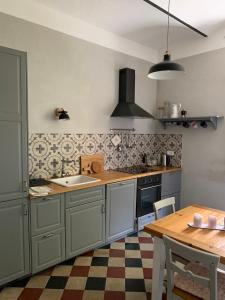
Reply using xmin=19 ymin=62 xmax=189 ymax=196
xmin=148 ymin=0 xmax=185 ymax=80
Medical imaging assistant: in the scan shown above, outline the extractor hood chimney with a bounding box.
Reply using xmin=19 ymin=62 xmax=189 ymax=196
xmin=111 ymin=68 xmax=154 ymax=119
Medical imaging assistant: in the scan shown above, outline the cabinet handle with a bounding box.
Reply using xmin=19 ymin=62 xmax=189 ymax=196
xmin=101 ymin=203 xmax=105 ymax=214
xmin=43 ymin=197 xmax=54 ymax=201
xmin=42 ymin=233 xmax=55 ymax=239
xmin=23 ymin=204 xmax=28 ymax=215
xmin=138 ymin=184 xmax=161 ymax=191
xmin=23 ymin=180 xmax=28 ymax=191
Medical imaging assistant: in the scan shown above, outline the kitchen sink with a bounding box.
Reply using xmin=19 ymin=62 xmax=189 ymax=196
xmin=49 ymin=175 xmax=101 ymax=187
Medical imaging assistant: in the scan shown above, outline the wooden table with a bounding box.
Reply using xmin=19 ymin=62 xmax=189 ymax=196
xmin=144 ymin=204 xmax=225 ymax=300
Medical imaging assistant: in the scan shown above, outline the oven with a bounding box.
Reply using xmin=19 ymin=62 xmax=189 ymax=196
xmin=136 ymin=174 xmax=161 ymax=230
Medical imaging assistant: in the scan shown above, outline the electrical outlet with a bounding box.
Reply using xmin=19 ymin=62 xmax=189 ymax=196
xmin=167 ymin=150 xmax=174 ymax=156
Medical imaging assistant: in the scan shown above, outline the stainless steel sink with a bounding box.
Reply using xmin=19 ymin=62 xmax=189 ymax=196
xmin=49 ymin=175 xmax=100 ymax=187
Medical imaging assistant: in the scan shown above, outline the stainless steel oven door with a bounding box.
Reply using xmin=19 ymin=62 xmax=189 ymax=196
xmin=136 ymin=184 xmax=161 ymax=217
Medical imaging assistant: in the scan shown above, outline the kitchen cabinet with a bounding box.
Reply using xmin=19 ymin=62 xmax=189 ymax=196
xmin=31 ymin=194 xmax=64 ymax=236
xmin=66 ymin=200 xmax=105 ymax=259
xmin=65 ymin=186 xmax=105 ymax=208
xmin=0 ymin=46 xmax=29 ymax=286
xmin=160 ymin=171 xmax=181 ymax=218
xmin=0 ymin=46 xmax=28 ymax=203
xmin=31 ymin=228 xmax=65 ymax=274
xmin=30 ymin=195 xmax=65 ymax=273
xmin=65 ymin=186 xmax=105 ymax=259
xmin=106 ymin=179 xmax=136 ymax=242
xmin=0 ymin=199 xmax=30 ymax=286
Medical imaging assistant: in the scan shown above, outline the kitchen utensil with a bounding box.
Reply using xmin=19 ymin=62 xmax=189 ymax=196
xmin=191 ymin=121 xmax=198 ymax=128
xmin=183 ymin=121 xmax=190 ymax=128
xmin=162 ymin=154 xmax=167 ymax=167
xmin=163 ymin=101 xmax=170 ymax=118
xmin=166 ymin=155 xmax=171 ymax=167
xmin=170 ymin=103 xmax=182 ymax=118
xmin=157 ymin=106 xmax=165 ymax=118
xmin=200 ymin=121 xmax=208 ymax=128
xmin=81 ymin=154 xmax=104 ymax=175
xmin=181 ymin=110 xmax=187 ymax=117
xmin=91 ymin=161 xmax=102 ymax=173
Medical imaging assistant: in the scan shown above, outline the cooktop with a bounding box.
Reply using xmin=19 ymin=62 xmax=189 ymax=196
xmin=115 ymin=165 xmax=156 ymax=174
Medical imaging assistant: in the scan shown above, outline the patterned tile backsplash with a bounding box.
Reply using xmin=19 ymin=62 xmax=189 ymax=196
xmin=29 ymin=133 xmax=182 ymax=179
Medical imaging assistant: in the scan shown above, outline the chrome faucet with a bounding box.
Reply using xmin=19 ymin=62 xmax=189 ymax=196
xmin=61 ymin=159 xmax=75 ymax=177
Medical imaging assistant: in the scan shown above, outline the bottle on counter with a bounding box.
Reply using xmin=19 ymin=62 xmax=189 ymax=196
xmin=161 ymin=154 xmax=167 ymax=167
xmin=142 ymin=153 xmax=147 ymax=164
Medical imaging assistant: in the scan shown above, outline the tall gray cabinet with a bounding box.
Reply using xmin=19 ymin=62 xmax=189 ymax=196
xmin=0 ymin=46 xmax=29 ymax=286
xmin=160 ymin=171 xmax=181 ymax=217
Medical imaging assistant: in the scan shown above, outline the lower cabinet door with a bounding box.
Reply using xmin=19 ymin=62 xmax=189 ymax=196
xmin=66 ymin=200 xmax=105 ymax=259
xmin=0 ymin=198 xmax=30 ymax=286
xmin=106 ymin=180 xmax=136 ymax=242
xmin=32 ymin=228 xmax=65 ymax=274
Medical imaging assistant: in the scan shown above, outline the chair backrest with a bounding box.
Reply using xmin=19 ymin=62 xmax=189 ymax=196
xmin=154 ymin=197 xmax=175 ymax=220
xmin=163 ymin=235 xmax=219 ymax=300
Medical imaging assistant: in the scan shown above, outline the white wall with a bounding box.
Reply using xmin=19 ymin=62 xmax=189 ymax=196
xmin=0 ymin=12 xmax=157 ymax=133
xmin=0 ymin=0 xmax=158 ymax=63
xmin=157 ymin=47 xmax=225 ymax=210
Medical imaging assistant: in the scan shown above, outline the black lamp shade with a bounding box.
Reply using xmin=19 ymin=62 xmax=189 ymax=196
xmin=148 ymin=54 xmax=185 ymax=80
xmin=59 ymin=110 xmax=70 ymax=120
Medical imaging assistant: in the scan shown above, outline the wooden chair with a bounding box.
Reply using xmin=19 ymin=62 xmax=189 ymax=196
xmin=163 ymin=235 xmax=224 ymax=300
xmin=154 ymin=197 xmax=175 ymax=220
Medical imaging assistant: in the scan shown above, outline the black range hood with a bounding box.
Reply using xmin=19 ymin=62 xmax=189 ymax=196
xmin=111 ymin=68 xmax=154 ymax=119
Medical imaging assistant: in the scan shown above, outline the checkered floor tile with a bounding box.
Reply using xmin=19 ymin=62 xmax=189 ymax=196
xmin=0 ymin=231 xmax=165 ymax=300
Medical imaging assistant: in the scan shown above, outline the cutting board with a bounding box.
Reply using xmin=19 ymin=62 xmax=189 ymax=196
xmin=81 ymin=154 xmax=104 ymax=175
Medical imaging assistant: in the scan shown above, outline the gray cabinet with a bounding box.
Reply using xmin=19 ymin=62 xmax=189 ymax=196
xmin=30 ymin=195 xmax=65 ymax=274
xmin=31 ymin=195 xmax=64 ymax=236
xmin=0 ymin=47 xmax=28 ymax=202
xmin=160 ymin=171 xmax=181 ymax=217
xmin=0 ymin=46 xmax=29 ymax=286
xmin=31 ymin=228 xmax=65 ymax=274
xmin=106 ymin=179 xmax=136 ymax=242
xmin=65 ymin=186 xmax=105 ymax=208
xmin=161 ymin=171 xmax=181 ymax=197
xmin=66 ymin=200 xmax=105 ymax=259
xmin=0 ymin=199 xmax=30 ymax=286
xmin=65 ymin=186 xmax=105 ymax=259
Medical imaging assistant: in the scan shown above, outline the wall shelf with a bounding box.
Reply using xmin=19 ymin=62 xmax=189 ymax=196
xmin=158 ymin=116 xmax=224 ymax=129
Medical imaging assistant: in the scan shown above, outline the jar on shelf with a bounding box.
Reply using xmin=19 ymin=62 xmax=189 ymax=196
xmin=163 ymin=101 xmax=170 ymax=118
xmin=157 ymin=107 xmax=165 ymax=119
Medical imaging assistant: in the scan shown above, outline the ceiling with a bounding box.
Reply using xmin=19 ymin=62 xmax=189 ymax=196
xmin=35 ymin=0 xmax=225 ymax=52
xmin=0 ymin=0 xmax=224 ymax=61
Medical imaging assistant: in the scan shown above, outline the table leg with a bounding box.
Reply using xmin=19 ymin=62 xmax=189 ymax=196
xmin=151 ymin=237 xmax=166 ymax=300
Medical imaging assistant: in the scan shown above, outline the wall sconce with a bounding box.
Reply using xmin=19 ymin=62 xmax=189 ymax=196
xmin=55 ymin=108 xmax=70 ymax=120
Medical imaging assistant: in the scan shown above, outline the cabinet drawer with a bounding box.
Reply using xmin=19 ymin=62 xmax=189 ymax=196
xmin=31 ymin=228 xmax=65 ymax=274
xmin=161 ymin=171 xmax=181 ymax=196
xmin=31 ymin=194 xmax=64 ymax=236
xmin=65 ymin=186 xmax=105 ymax=208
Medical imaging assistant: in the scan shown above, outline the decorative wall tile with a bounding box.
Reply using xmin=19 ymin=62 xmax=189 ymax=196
xmin=29 ymin=133 xmax=182 ymax=179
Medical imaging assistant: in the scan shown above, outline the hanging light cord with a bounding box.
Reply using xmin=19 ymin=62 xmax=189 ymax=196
xmin=166 ymin=0 xmax=171 ymax=53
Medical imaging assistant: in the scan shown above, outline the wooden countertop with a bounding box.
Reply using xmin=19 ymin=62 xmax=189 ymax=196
xmin=30 ymin=166 xmax=181 ymax=199
xmin=144 ymin=204 xmax=225 ymax=264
